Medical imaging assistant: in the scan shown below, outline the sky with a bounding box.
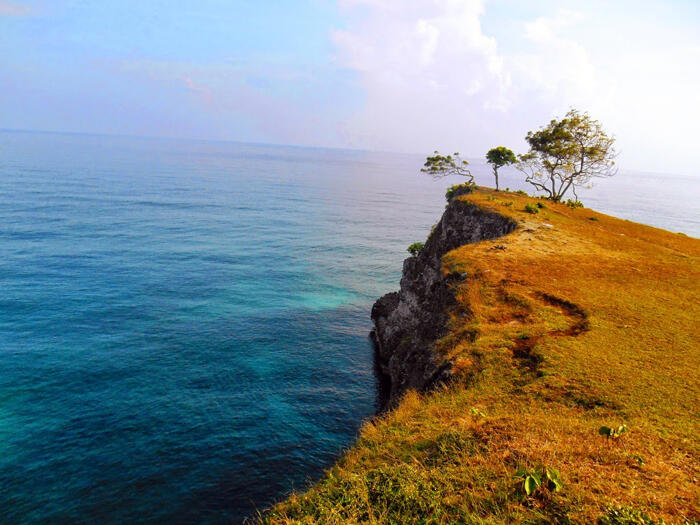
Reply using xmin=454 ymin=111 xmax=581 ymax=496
xmin=1 ymin=0 xmax=699 ymax=174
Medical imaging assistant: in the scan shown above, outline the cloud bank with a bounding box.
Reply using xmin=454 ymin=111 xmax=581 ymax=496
xmin=331 ymin=0 xmax=700 ymax=174
xmin=333 ymin=0 xmax=513 ymax=153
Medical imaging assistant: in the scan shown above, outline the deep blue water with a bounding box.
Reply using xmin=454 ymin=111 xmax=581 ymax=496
xmin=0 ymin=131 xmax=698 ymax=524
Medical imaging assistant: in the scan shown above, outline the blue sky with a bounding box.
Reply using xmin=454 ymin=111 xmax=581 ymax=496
xmin=1 ymin=1 xmax=358 ymax=142
xmin=2 ymin=0 xmax=699 ymax=174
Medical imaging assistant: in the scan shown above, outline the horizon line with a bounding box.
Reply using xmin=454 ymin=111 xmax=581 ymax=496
xmin=1 ymin=127 xmax=694 ymax=179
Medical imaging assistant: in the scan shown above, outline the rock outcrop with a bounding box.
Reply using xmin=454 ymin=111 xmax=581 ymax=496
xmin=371 ymin=194 xmax=517 ymax=408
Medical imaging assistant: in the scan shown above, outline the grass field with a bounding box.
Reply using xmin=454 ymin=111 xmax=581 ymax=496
xmin=262 ymin=188 xmax=700 ymax=524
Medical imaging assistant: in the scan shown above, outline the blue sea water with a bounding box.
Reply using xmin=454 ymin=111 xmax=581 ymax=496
xmin=0 ymin=130 xmax=698 ymax=524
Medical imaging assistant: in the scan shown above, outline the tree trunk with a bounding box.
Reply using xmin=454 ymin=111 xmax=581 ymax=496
xmin=551 ymin=175 xmax=557 ymax=200
xmin=493 ymin=165 xmax=499 ymax=190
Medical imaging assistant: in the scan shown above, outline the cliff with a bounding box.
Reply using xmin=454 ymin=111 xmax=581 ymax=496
xmin=371 ymin=193 xmax=516 ymax=406
xmin=264 ymin=188 xmax=700 ymax=524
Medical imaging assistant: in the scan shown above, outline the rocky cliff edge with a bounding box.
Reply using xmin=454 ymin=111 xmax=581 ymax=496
xmin=371 ymin=192 xmax=517 ymax=407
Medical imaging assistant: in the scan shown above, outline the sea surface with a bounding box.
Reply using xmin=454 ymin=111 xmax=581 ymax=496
xmin=0 ymin=130 xmax=697 ymax=524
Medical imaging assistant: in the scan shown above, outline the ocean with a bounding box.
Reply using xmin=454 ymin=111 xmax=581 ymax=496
xmin=0 ymin=130 xmax=697 ymax=524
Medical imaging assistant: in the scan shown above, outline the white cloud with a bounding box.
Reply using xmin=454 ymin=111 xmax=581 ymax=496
xmin=332 ymin=0 xmax=513 ymax=154
xmin=512 ymin=9 xmax=598 ymax=110
xmin=513 ymin=7 xmax=700 ymax=175
xmin=332 ymin=1 xmax=700 ymax=175
xmin=524 ymin=9 xmax=582 ymax=42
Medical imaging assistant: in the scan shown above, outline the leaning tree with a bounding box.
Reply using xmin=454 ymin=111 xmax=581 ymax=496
xmin=421 ymin=151 xmax=473 ymax=184
xmin=517 ymin=109 xmax=616 ymax=201
xmin=486 ymin=146 xmax=517 ymax=191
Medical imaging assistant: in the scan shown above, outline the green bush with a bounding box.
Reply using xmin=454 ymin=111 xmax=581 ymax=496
xmin=566 ymin=199 xmax=584 ymax=209
xmin=407 ymin=242 xmax=425 ymax=257
xmin=524 ymin=203 xmax=539 ymax=214
xmin=445 ymin=183 xmax=474 ymax=201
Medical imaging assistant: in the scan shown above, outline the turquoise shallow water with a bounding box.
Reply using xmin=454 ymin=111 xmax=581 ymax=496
xmin=0 ymin=131 xmax=697 ymax=524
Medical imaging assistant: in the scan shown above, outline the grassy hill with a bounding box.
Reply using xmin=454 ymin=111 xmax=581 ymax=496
xmin=261 ymin=188 xmax=699 ymax=524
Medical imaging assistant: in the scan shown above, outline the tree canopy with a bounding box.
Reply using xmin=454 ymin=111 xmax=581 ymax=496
xmin=421 ymin=151 xmax=473 ymax=184
xmin=486 ymin=146 xmax=517 ymax=190
xmin=517 ymin=109 xmax=616 ymax=201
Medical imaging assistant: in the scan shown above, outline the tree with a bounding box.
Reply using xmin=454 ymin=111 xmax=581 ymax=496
xmin=486 ymin=146 xmax=517 ymax=191
xmin=516 ymin=109 xmax=616 ymax=201
xmin=421 ymin=151 xmax=473 ymax=184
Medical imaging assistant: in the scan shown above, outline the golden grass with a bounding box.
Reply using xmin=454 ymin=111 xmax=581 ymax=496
xmin=262 ymin=188 xmax=700 ymax=524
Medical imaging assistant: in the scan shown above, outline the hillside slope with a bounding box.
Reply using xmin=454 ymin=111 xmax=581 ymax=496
xmin=263 ymin=188 xmax=700 ymax=524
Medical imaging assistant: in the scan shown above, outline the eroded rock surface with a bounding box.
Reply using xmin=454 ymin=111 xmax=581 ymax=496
xmin=371 ymin=197 xmax=517 ymax=408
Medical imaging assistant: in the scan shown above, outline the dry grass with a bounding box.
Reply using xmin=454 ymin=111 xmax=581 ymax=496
xmin=262 ymin=188 xmax=700 ymax=524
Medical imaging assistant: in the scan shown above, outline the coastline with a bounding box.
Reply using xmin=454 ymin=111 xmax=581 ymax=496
xmin=371 ymin=192 xmax=517 ymax=409
xmin=263 ymin=187 xmax=700 ymax=524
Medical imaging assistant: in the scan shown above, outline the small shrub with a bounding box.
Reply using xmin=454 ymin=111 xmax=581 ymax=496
xmin=536 ymin=202 xmax=545 ymax=209
xmin=503 ymin=201 xmax=514 ymax=207
xmin=589 ymin=216 xmax=599 ymax=221
xmin=514 ymin=466 xmax=563 ymax=497
xmin=515 ymin=190 xmax=527 ymax=196
xmin=407 ymin=242 xmax=425 ymax=257
xmin=599 ymin=424 xmax=628 ymax=440
xmin=566 ymin=199 xmax=584 ymax=209
xmin=524 ymin=203 xmax=539 ymax=214
xmin=445 ymin=183 xmax=474 ymax=201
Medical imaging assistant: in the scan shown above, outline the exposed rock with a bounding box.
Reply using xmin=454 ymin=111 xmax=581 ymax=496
xmin=371 ymin=196 xmax=517 ymax=408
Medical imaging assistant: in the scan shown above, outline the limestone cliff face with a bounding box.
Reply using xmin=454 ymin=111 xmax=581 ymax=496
xmin=371 ymin=195 xmax=517 ymax=408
